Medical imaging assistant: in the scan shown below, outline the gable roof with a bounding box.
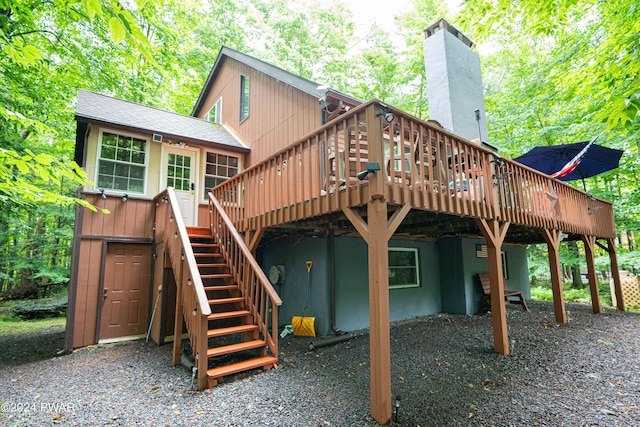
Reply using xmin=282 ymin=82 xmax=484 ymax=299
xmin=192 ymin=46 xmax=360 ymax=117
xmin=76 ymin=89 xmax=248 ymax=152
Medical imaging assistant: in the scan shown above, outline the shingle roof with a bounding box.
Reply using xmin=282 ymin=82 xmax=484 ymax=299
xmin=76 ymin=90 xmax=248 ymax=152
xmin=192 ymin=46 xmax=360 ymax=117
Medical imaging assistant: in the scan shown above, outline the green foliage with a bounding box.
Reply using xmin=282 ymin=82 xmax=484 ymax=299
xmin=530 ymin=282 xmax=614 ymax=307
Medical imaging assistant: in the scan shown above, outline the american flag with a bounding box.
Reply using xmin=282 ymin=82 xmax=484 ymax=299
xmin=551 ymin=132 xmax=604 ymax=179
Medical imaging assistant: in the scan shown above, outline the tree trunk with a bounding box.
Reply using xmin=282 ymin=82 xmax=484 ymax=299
xmin=567 ymin=241 xmax=583 ymax=288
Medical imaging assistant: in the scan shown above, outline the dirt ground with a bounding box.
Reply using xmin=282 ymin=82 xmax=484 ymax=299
xmin=0 ymin=324 xmax=66 ymax=368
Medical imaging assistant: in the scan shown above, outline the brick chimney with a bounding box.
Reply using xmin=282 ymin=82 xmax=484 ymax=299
xmin=424 ymin=19 xmax=488 ymax=144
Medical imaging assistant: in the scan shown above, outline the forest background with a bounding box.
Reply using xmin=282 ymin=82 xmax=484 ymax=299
xmin=1 ymin=0 xmax=639 ymax=304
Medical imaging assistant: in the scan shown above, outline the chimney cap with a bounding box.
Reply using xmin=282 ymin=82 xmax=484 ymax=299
xmin=424 ymin=19 xmax=475 ymax=49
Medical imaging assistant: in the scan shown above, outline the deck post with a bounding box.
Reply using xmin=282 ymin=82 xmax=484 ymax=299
xmin=581 ymin=235 xmax=602 ymax=314
xmin=475 ymin=218 xmax=510 ymax=355
xmin=597 ymin=238 xmax=624 ymax=310
xmin=245 ymin=228 xmax=265 ymax=255
xmin=542 ymin=229 xmax=567 ymax=323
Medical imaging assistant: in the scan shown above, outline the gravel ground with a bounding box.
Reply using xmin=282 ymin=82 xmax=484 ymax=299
xmin=1 ymin=301 xmax=639 ymax=426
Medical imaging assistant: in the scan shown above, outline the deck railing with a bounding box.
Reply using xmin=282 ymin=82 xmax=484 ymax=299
xmin=208 ymin=193 xmax=282 ymax=360
xmin=212 ymin=100 xmax=615 ymax=239
xmin=155 ymin=188 xmax=211 ymax=390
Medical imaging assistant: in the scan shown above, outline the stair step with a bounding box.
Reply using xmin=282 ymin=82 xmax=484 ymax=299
xmin=186 ymin=226 xmax=211 ymax=237
xmin=201 ymin=273 xmax=233 ymax=280
xmin=208 ymin=324 xmax=259 ymax=338
xmin=204 ymin=285 xmax=238 ymax=292
xmin=207 ymin=356 xmax=277 ymax=386
xmin=191 ymin=243 xmax=217 ymax=248
xmin=207 ymin=339 xmax=266 ymax=358
xmin=209 ymin=297 xmax=244 ymax=305
xmin=194 ymin=252 xmax=223 ymax=258
xmin=208 ymin=309 xmax=250 ymax=321
xmin=197 ymin=263 xmax=228 ymax=269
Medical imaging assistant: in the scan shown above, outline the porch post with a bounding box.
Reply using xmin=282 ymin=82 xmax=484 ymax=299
xmin=597 ymin=238 xmax=624 ymax=310
xmin=581 ymin=235 xmax=602 ymax=314
xmin=542 ymin=229 xmax=567 ymax=323
xmin=475 ymin=218 xmax=510 ymax=355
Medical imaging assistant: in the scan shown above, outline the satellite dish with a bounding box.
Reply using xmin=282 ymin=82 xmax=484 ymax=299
xmin=268 ymin=265 xmax=285 ymax=285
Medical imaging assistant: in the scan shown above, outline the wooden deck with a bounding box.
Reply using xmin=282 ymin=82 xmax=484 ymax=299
xmin=212 ymin=100 xmax=615 ymax=242
xmin=210 ymin=100 xmax=619 ymax=425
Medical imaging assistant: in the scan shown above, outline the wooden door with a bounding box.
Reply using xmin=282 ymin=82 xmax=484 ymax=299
xmin=99 ymin=243 xmax=152 ymax=341
xmin=164 ymin=147 xmax=197 ymax=226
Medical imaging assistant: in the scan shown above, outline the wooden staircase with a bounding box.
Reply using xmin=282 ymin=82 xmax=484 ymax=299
xmin=187 ymin=226 xmax=277 ymax=387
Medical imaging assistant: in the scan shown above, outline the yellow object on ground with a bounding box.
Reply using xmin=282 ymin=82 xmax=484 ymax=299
xmin=292 ymin=315 xmax=316 ymax=337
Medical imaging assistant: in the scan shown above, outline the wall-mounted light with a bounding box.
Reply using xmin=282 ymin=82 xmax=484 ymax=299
xmin=491 ymin=154 xmax=504 ymax=169
xmin=121 ymin=194 xmax=128 ymax=202
xmin=100 ymin=189 xmax=106 ymax=199
xmin=357 ymin=162 xmax=381 ymax=180
xmin=376 ymin=105 xmax=395 ymax=123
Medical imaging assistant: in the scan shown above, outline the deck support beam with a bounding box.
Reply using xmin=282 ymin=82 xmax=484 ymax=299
xmin=581 ymin=235 xmax=602 ymax=314
xmin=542 ymin=229 xmax=567 ymax=323
xmin=343 ymin=202 xmax=410 ymax=424
xmin=596 ymin=238 xmax=624 ymax=310
xmin=245 ymin=228 xmax=265 ymax=255
xmin=475 ymin=218 xmax=510 ymax=355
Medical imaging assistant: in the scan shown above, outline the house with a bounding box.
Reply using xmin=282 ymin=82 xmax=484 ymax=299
xmin=66 ymin=19 xmax=624 ymax=424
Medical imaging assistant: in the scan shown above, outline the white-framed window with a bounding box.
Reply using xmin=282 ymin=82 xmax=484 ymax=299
xmin=205 ymin=97 xmax=222 ymax=124
xmin=96 ymin=130 xmax=147 ymax=194
xmin=239 ymin=74 xmax=250 ymax=122
xmin=203 ymin=152 xmax=239 ymax=199
xmin=388 ymin=248 xmax=420 ymax=289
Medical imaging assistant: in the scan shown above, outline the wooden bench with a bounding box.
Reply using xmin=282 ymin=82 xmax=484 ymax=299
xmin=477 ymin=273 xmax=529 ymax=313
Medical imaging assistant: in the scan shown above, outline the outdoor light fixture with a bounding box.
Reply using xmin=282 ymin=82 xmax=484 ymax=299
xmin=392 ymin=395 xmax=401 ymax=422
xmin=356 ymin=162 xmax=381 ymax=180
xmin=100 ymin=189 xmax=106 ymax=199
xmin=376 ymin=105 xmax=395 ymax=123
xmin=121 ymin=194 xmax=128 ymax=202
xmin=491 ymin=154 xmax=504 ymax=169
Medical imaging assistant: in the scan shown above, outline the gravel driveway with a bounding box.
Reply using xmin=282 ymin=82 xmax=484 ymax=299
xmin=1 ymin=301 xmax=638 ymax=426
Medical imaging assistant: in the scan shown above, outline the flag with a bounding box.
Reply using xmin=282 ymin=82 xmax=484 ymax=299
xmin=551 ymin=132 xmax=604 ymax=179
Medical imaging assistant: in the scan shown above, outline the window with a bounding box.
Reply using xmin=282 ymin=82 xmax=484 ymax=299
xmin=97 ymin=131 xmax=147 ymax=193
xmin=388 ymin=248 xmax=420 ymax=289
xmin=203 ymin=152 xmax=239 ymax=198
xmin=239 ymin=74 xmax=250 ymax=122
xmin=167 ymin=153 xmax=191 ymax=191
xmin=205 ymin=98 xmax=222 ymax=124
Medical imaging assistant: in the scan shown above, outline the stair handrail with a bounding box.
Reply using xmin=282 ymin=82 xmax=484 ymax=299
xmin=163 ymin=188 xmax=211 ymax=316
xmin=155 ymin=187 xmax=211 ymax=390
xmin=208 ymin=193 xmax=282 ymax=357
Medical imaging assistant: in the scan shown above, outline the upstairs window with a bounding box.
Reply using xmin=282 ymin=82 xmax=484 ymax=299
xmin=205 ymin=98 xmax=222 ymax=124
xmin=203 ymin=152 xmax=239 ymax=199
xmin=388 ymin=248 xmax=420 ymax=289
xmin=239 ymin=74 xmax=250 ymax=122
xmin=97 ymin=131 xmax=147 ymax=193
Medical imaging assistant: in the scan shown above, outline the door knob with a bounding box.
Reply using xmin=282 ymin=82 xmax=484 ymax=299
xmin=190 ymin=182 xmax=195 ymax=191
xmin=103 ymin=288 xmax=108 ymax=300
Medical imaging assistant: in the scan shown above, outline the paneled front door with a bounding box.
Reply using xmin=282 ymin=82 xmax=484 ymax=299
xmin=164 ymin=147 xmax=197 ymax=226
xmin=99 ymin=243 xmax=152 ymax=341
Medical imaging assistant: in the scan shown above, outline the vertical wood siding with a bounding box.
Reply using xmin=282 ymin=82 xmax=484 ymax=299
xmin=197 ymin=58 xmax=322 ymax=168
xmin=72 ymin=195 xmax=155 ymax=348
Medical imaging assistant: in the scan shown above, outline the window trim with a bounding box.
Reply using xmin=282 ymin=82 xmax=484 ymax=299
xmin=95 ymin=128 xmax=149 ymax=195
xmin=388 ymin=247 xmax=420 ymax=289
xmin=239 ymin=74 xmax=250 ymax=123
xmin=205 ymin=97 xmax=222 ymax=124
